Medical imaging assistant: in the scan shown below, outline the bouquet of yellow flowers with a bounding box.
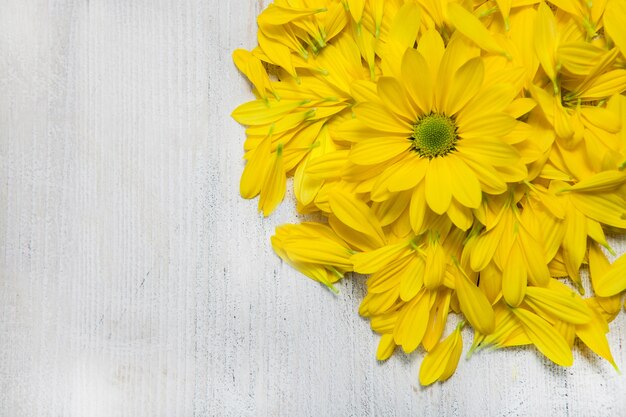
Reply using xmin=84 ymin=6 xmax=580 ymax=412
xmin=232 ymin=0 xmax=626 ymax=385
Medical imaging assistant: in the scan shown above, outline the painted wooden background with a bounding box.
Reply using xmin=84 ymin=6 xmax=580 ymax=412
xmin=1 ymin=1 xmax=625 ymax=416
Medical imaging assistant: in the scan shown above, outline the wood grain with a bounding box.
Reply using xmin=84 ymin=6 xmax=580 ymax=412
xmin=0 ymin=1 xmax=624 ymax=416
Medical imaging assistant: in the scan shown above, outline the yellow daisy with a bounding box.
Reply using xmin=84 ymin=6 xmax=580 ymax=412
xmin=341 ymin=32 xmax=527 ymax=230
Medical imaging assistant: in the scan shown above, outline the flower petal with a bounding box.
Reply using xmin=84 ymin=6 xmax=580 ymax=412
xmin=456 ymin=273 xmax=496 ymax=334
xmin=329 ymin=191 xmax=386 ymax=245
xmin=419 ymin=325 xmax=463 ymax=386
xmin=502 ymin=242 xmax=527 ymax=307
xmin=444 ymin=57 xmax=484 ymax=116
xmin=425 ymin=158 xmax=452 ymax=214
xmin=447 ymin=155 xmax=482 ymax=208
xmin=448 ymin=3 xmax=509 ymax=57
xmin=378 ymin=77 xmax=417 ymax=122
xmin=350 ymin=137 xmax=412 ymax=165
xmin=512 ymin=307 xmax=574 ymax=367
xmin=354 ymin=102 xmax=412 ymax=133
xmin=401 ymin=48 xmax=433 ymax=114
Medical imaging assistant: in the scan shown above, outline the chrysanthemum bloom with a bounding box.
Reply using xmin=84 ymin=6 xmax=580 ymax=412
xmin=338 ymin=31 xmax=530 ymax=232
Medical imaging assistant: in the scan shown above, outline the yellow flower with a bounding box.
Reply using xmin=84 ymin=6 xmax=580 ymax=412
xmin=343 ymin=33 xmax=527 ymax=230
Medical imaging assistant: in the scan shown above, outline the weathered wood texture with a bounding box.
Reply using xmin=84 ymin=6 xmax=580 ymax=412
xmin=0 ymin=1 xmax=625 ymax=416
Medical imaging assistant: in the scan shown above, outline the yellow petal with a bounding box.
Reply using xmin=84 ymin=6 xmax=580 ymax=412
xmin=558 ymin=42 xmax=605 ymax=76
xmin=377 ymin=77 xmax=417 ymax=122
xmin=594 ymin=252 xmax=626 ymax=297
xmin=502 ymin=242 xmax=527 ymax=307
xmin=283 ymin=237 xmax=353 ymax=269
xmin=518 ymin=228 xmax=551 ymax=287
xmin=568 ymin=171 xmax=626 ymax=193
xmin=354 ymin=102 xmax=412 ymax=133
xmin=240 ymin=136 xmax=272 ymax=199
xmin=355 ymin=28 xmax=377 ymax=80
xmin=401 ymin=49 xmax=433 ymax=114
xmin=259 ymin=144 xmax=287 ymax=216
xmin=370 ymin=312 xmax=398 ymax=334
xmin=470 ymin=226 xmax=504 ymax=272
xmin=422 ymin=290 xmax=452 ymax=351
xmin=322 ymin=3 xmax=348 ymax=43
xmin=474 ymin=303 xmax=528 ymax=351
xmin=425 ymin=158 xmax=452 ymax=214
xmin=388 ymin=3 xmax=421 ymax=49
xmin=604 ymin=0 xmax=626 ymax=58
xmin=370 ymin=158 xmax=425 ymax=200
xmin=505 ymin=98 xmax=537 ymax=118
xmin=581 ymin=107 xmax=621 ymax=133
xmin=373 ymin=191 xmax=411 ymax=227
xmin=570 ymin=48 xmax=620 ymax=98
xmin=232 ymin=99 xmax=304 ymax=126
xmin=496 ymin=0 xmax=512 ymax=28
xmin=457 ymin=138 xmax=518 ymax=164
xmin=386 ymin=157 xmax=429 ymax=193
xmin=569 ymin=192 xmax=626 ymax=229
xmin=424 ymin=241 xmax=446 ymax=289
xmin=350 ymin=137 xmax=412 ymax=165
xmin=435 ymin=37 xmax=479 ymax=110
xmin=371 ymin=0 xmax=385 ymax=38
xmin=524 ymin=287 xmax=592 ymax=324
xmin=350 ymin=80 xmax=379 ymax=103
xmin=553 ymin=99 xmax=574 ymax=140
xmin=457 ymin=114 xmax=517 ymax=140
xmin=328 ymin=214 xmax=382 ymax=253
xmin=233 ymin=49 xmax=273 ymax=99
xmin=360 ymin=287 xmax=400 ymax=316
xmin=257 ymin=30 xmax=298 ymax=77
xmin=419 ymin=325 xmax=463 ymax=386
xmin=512 ymin=307 xmax=574 ymax=367
xmin=447 ymin=155 xmax=482 ymax=208
xmin=394 ymin=289 xmax=431 ymax=353
xmin=347 ymin=0 xmax=365 ymax=23
xmin=586 ymin=219 xmax=610 ymax=258
xmin=376 ymin=333 xmax=396 ymax=361
xmin=258 ymin=4 xmax=326 ymax=25
xmin=329 ymin=191 xmax=385 ymax=245
xmin=352 ymin=240 xmax=412 ymax=274
xmin=578 ymin=70 xmax=626 ymax=100
xmin=534 ymin=2 xmax=558 ymax=87
xmin=417 ymin=29 xmax=445 ymax=78
xmin=575 ymin=300 xmax=619 ymax=370
xmin=399 ymin=256 xmax=426 ymax=301
xmin=459 ymin=84 xmax=518 ymax=122
xmin=448 ymin=3 xmax=509 ymax=57
xmin=460 ymin=156 xmax=508 ymax=194
xmin=305 ymin=150 xmax=349 ymax=179
xmin=410 ymin=182 xmax=427 ymax=234
xmin=478 ymin=263 xmax=503 ymax=304
xmin=366 ymin=255 xmax=411 ymax=293
xmin=456 ymin=273 xmax=496 ymax=334
xmin=589 ymin=241 xmax=611 ymax=293
xmin=447 ymin=199 xmax=473 ymax=231
xmin=562 ymin=204 xmax=587 ymax=281
xmin=444 ymin=57 xmax=484 ymax=116
xmin=272 ymin=227 xmax=341 ymax=292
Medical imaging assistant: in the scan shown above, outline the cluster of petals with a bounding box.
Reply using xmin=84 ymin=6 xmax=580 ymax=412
xmin=232 ymin=0 xmax=626 ymax=385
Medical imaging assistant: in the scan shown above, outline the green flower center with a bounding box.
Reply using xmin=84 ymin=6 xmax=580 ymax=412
xmin=411 ymin=113 xmax=458 ymax=158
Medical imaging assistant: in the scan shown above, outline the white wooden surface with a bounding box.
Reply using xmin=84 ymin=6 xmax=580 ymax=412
xmin=1 ymin=1 xmax=625 ymax=416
